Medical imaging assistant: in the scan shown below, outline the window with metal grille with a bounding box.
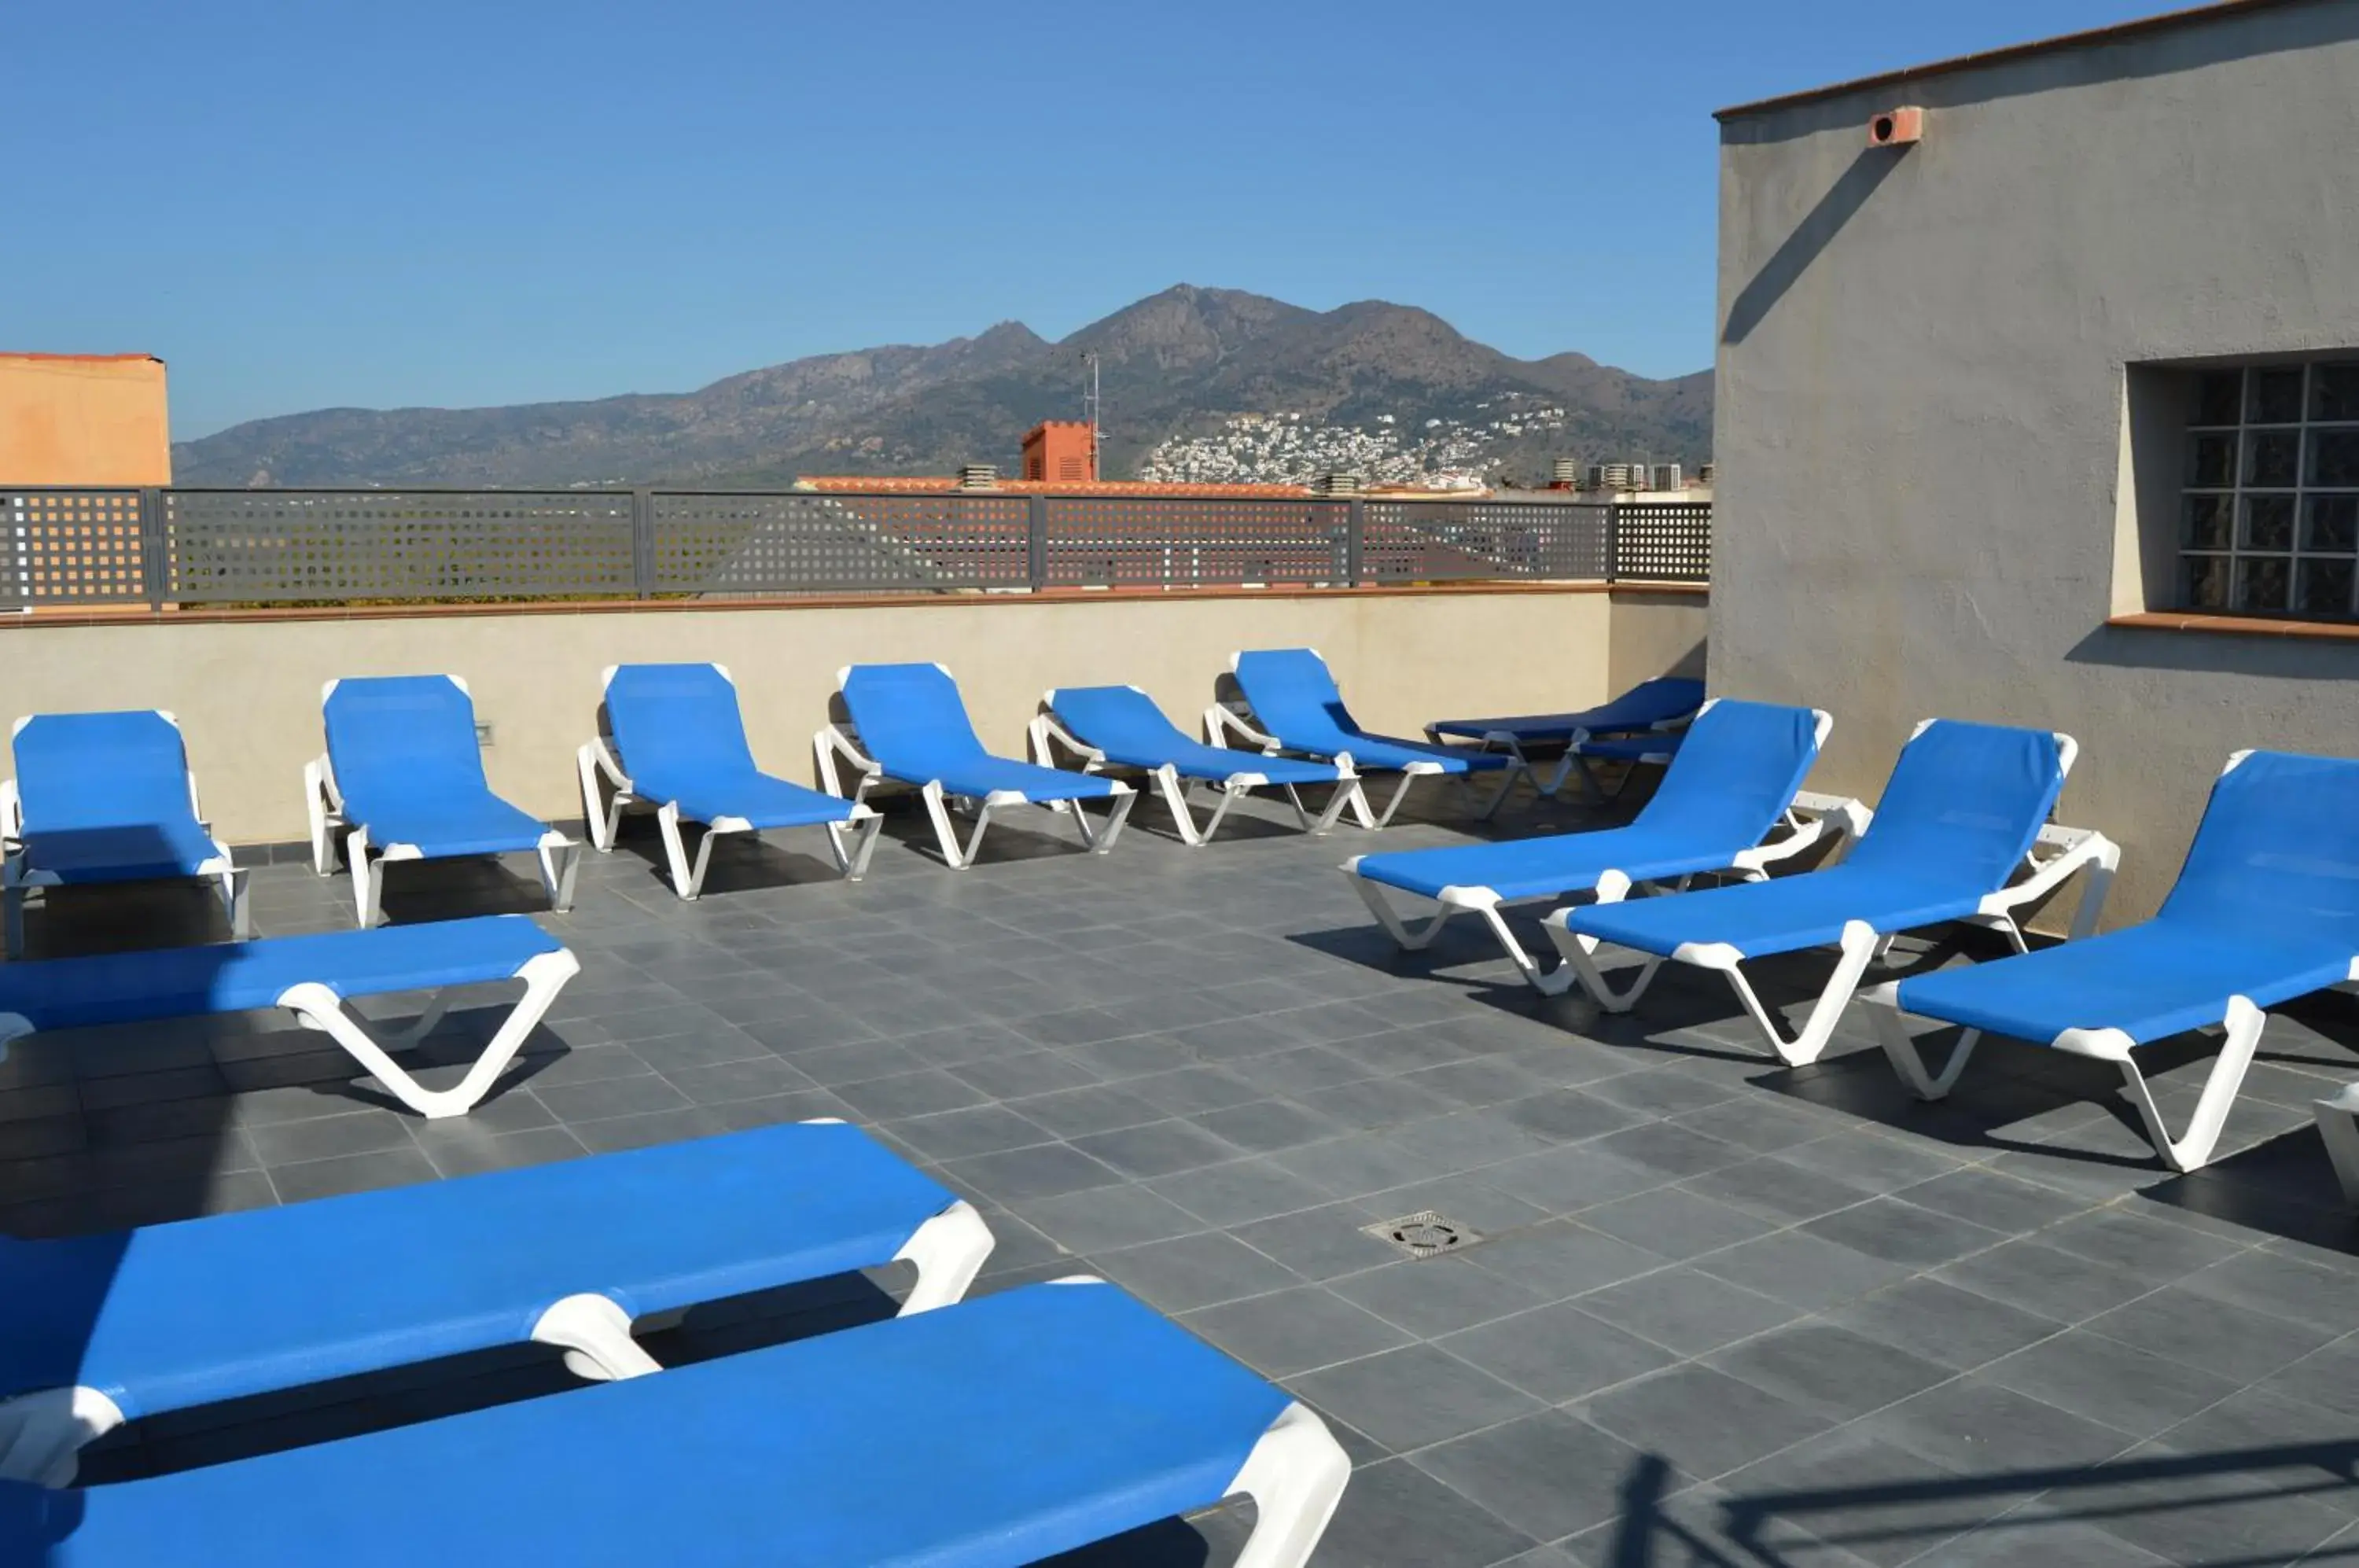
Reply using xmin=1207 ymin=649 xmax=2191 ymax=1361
xmin=2180 ymin=359 xmax=2359 ymax=617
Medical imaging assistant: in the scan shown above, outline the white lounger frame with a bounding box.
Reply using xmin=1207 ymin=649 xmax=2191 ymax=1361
xmin=1426 ymin=713 xmax=1695 ymax=804
xmin=0 ymin=1124 xmax=995 ymax=1489
xmin=0 ymin=942 xmax=578 ymax=1122
xmin=1348 ymin=706 xmax=1856 ymax=994
xmin=1860 ymin=749 xmax=2317 ymax=1176
xmin=0 ymin=711 xmax=251 ymax=959
xmin=814 ymin=665 xmax=1135 ymax=871
xmin=1028 ymin=691 xmax=1366 ymax=847
xmin=1547 ymin=726 xmax=2121 ymax=1067
xmin=1220 ymin=649 xmax=1522 ymax=826
xmin=576 ymin=665 xmax=882 ymax=899
xmin=304 ymin=677 xmax=580 ymax=929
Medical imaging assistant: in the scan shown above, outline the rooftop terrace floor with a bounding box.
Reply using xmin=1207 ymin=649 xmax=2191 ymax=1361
xmin=12 ymin=780 xmax=2359 ymax=1565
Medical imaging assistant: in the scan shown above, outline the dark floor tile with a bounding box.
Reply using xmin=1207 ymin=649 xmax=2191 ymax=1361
xmin=1479 ymin=1143 xmax=1669 ymax=1214
xmin=1589 ymin=1120 xmax=1747 ymax=1180
xmin=1437 ymin=1299 xmax=1680 ymax=1403
xmin=413 ymin=1124 xmax=590 ymax=1179
xmin=888 ymin=1103 xmax=1058 ymax=1161
xmin=1227 ymin=1202 xmax=1400 ymax=1281
xmin=832 ymin=1069 xmax=992 ymax=1121
xmin=1331 ymin=1255 xmax=1555 ymax=1338
xmin=1004 ymin=1084 xmax=1167 ymax=1139
xmin=1864 ymin=1375 xmax=2136 ymax=1478
xmin=1493 ymin=1088 xmax=1644 ymax=1144
xmin=245 ymin=1109 xmax=413 ymax=1167
xmin=2178 ymin=1246 xmax=2359 ymax=1334
xmin=656 ymin=1055 xmax=816 ymax=1106
xmin=532 ymin=1073 xmax=694 ymax=1124
xmin=2084 ymin=1283 xmax=2338 ymax=1386
xmin=1579 ymin=1363 xmax=1835 ymax=1484
xmin=1188 ymin=1098 xmax=1338 ymax=1155
xmin=1892 ymin=1165 xmax=2087 ymax=1236
xmin=1180 ymin=1283 xmax=1415 ymax=1378
xmin=1091 ymin=1230 xmax=1300 ymax=1313
xmin=1409 ymin=1410 xmax=1645 ymax=1540
xmin=1295 ymin=1076 xmax=1457 ymax=1132
xmin=1307 ymin=1456 xmax=1542 ymax=1567
xmin=568 ymin=1106 xmax=730 ymax=1153
xmin=1827 ymin=1275 xmax=2064 ymax=1373
xmin=2057 ymin=1440 xmax=2357 ymax=1566
xmin=1711 ymin=1322 xmax=1954 ymax=1421
xmin=945 ymin=1049 xmax=1103 ymax=1099
xmin=938 ymin=1143 xmax=1127 ymax=1203
xmin=1579 ymin=1185 xmax=1777 ymax=1261
xmin=1290 ymin=1342 xmax=1544 ymax=1452
xmin=1467 ymin=1220 xmax=1673 ymax=1299
xmin=1577 ymin=1266 xmax=1801 ymax=1356
xmin=1690 ymin=1229 xmax=1911 ymax=1313
xmin=1982 ymin=1331 xmax=2243 ymax=1439
xmin=1150 ymin=1158 xmax=1338 ymax=1227
xmin=1936 ymin=1239 xmax=2168 ymax=1324
xmin=1798 ymin=1197 xmax=2006 ymax=1269
xmin=1676 ymin=1154 xmax=1873 ymax=1225
xmin=269 ymin=1146 xmax=439 ymax=1204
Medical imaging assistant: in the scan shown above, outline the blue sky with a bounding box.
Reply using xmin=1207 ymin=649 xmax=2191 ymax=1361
xmin=14 ymin=0 xmax=2165 ymax=437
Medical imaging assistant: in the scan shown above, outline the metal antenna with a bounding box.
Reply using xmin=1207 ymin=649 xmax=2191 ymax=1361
xmin=1082 ymin=352 xmax=1102 ymax=481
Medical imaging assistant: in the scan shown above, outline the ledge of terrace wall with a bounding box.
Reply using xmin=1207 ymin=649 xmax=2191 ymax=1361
xmin=0 ymin=583 xmax=1708 ymax=845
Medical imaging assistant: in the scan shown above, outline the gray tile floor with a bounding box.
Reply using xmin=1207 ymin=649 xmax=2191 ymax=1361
xmin=11 ymin=776 xmax=2359 ymax=1565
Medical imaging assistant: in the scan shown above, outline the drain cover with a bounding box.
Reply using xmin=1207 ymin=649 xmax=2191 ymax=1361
xmin=1363 ymin=1210 xmax=1482 ymax=1259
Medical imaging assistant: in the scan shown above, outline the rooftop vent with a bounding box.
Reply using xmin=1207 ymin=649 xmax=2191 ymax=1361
xmin=1312 ymin=470 xmax=1363 ymax=497
xmin=1551 ymin=458 xmax=1581 ymax=486
xmin=957 ymin=464 xmax=999 ymax=491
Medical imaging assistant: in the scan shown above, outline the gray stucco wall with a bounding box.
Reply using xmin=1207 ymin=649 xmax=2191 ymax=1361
xmin=1713 ymin=0 xmax=2359 ymax=919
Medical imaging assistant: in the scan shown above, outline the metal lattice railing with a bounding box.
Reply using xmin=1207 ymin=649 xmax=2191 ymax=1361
xmin=0 ymin=486 xmax=1709 ymax=607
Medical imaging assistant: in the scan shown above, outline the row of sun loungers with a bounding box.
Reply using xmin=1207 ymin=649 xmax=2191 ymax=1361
xmin=0 ymin=1119 xmax=1349 ymax=1564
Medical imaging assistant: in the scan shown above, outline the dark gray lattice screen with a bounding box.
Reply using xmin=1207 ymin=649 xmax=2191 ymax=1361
xmin=1361 ymin=502 xmax=1612 ymax=583
xmin=818 ymin=495 xmax=1032 ymax=590
xmin=649 ymin=492 xmax=999 ymax=594
xmin=1612 ymin=502 xmax=1713 ymax=581
xmin=164 ymin=491 xmax=635 ymax=602
xmin=1042 ymin=498 xmax=1349 ymax=587
xmin=1 ymin=490 xmax=149 ymax=607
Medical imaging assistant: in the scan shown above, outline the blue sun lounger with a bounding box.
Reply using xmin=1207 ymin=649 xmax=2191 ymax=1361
xmin=578 ymin=663 xmax=883 ymax=898
xmin=305 ymin=675 xmax=579 ymax=927
xmin=1346 ymin=701 xmax=1866 ymax=992
xmin=0 ymin=1280 xmax=1349 ymax=1568
xmin=0 ymin=1121 xmax=989 ymax=1487
xmin=1551 ymin=720 xmax=2119 ymax=1066
xmin=1216 ymin=647 xmax=1520 ymax=826
xmin=1 ymin=711 xmax=248 ymax=958
xmin=1032 ymin=684 xmax=1367 ymax=845
xmin=1863 ymin=749 xmax=2359 ymax=1176
xmin=817 ymin=662 xmax=1135 ymax=870
xmin=1426 ymin=675 xmax=1707 ymax=801
xmin=0 ymin=914 xmax=578 ymax=1119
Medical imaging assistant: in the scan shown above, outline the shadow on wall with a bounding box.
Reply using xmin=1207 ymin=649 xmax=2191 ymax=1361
xmin=2066 ymin=620 xmax=2359 ymax=683
xmin=1720 ymin=149 xmax=1903 ymax=348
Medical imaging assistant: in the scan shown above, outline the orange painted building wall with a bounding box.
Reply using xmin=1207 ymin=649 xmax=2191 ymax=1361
xmin=0 ymin=354 xmax=172 ymax=484
xmin=1021 ymin=420 xmax=1096 ymax=483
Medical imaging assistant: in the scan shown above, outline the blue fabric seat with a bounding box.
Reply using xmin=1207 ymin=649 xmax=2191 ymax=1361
xmin=824 ymin=664 xmax=1135 ymax=869
xmin=4 ymin=1281 xmax=1349 ymax=1568
xmin=1345 ymin=701 xmax=1851 ymax=992
xmin=0 ymin=1121 xmax=984 ymax=1486
xmin=1868 ymin=750 xmax=2359 ymax=1175
xmin=1227 ymin=648 xmax=1516 ymax=827
xmin=1426 ymin=675 xmax=1707 ymax=746
xmin=0 ymin=915 xmax=581 ymax=1120
xmin=309 ymin=675 xmax=578 ymax=926
xmin=1552 ymin=720 xmax=2116 ymax=1067
xmin=583 ymin=663 xmax=878 ymax=897
xmin=1040 ymin=684 xmax=1363 ymax=845
xmin=2 ymin=711 xmax=248 ymax=955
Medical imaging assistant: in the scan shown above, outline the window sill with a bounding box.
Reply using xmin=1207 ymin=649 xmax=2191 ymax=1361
xmin=2107 ymin=611 xmax=2359 ymax=642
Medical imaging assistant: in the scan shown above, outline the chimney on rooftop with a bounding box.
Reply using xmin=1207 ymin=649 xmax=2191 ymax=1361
xmin=958 ymin=463 xmax=999 ymax=491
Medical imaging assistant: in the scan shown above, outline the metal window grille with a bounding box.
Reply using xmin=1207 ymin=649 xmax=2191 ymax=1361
xmin=2179 ymin=359 xmax=2359 ymax=618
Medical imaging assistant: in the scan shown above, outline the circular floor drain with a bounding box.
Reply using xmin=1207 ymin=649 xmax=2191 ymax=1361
xmin=1362 ymin=1209 xmax=1484 ymax=1259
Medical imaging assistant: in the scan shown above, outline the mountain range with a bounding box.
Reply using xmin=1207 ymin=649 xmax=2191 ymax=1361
xmin=171 ymin=285 xmax=1712 ymax=488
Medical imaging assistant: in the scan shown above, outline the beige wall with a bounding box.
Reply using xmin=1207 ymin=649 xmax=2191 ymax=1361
xmin=1606 ymin=589 xmax=1709 ymax=694
xmin=0 ymin=587 xmax=1661 ymax=845
xmin=0 ymin=355 xmax=172 ymax=485
xmin=1713 ymin=5 xmax=2359 ymax=920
